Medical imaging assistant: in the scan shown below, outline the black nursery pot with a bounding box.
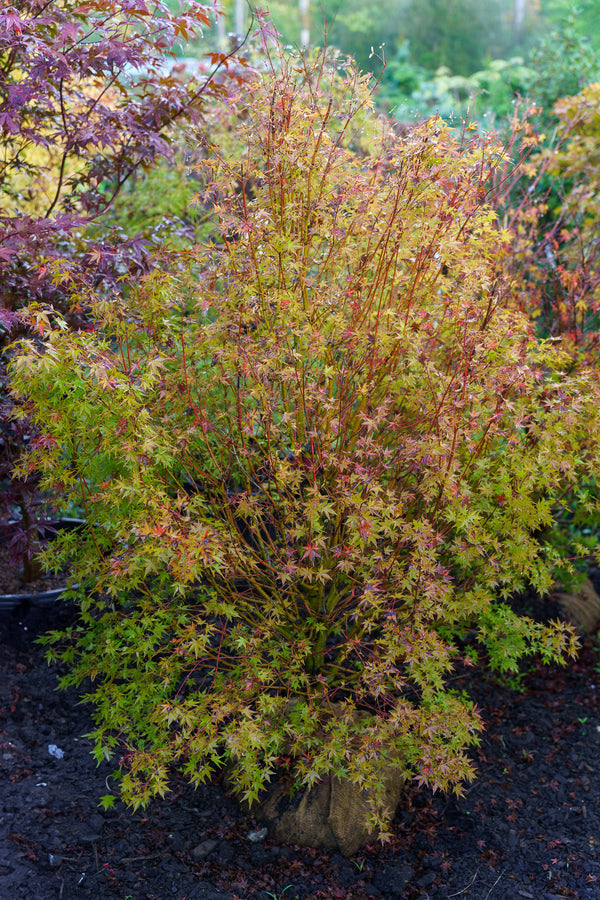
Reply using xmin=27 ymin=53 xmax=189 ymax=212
xmin=0 ymin=518 xmax=84 ymax=612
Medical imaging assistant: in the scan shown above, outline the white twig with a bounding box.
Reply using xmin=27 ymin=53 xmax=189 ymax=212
xmin=485 ymin=869 xmax=506 ymax=899
xmin=448 ymin=869 xmax=479 ymax=896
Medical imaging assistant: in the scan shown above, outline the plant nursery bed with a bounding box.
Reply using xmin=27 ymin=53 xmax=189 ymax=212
xmin=2 ymin=587 xmax=600 ymax=900
xmin=0 ymin=519 xmax=84 ymax=610
xmin=0 ymin=542 xmax=67 ymax=597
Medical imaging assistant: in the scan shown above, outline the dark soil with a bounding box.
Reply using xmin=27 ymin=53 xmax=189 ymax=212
xmin=2 ymin=586 xmax=600 ymax=900
xmin=0 ymin=542 xmax=67 ymax=596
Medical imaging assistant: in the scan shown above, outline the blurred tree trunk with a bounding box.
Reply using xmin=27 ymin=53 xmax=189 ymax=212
xmin=215 ymin=2 xmax=226 ymax=49
xmin=235 ymin=0 xmax=244 ymax=42
xmin=514 ymin=0 xmax=526 ymax=38
xmin=299 ymin=0 xmax=309 ymax=47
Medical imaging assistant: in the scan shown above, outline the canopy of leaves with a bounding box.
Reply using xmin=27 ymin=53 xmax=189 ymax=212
xmin=0 ymin=0 xmax=244 ymax=324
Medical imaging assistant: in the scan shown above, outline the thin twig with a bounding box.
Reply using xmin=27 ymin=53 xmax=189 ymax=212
xmin=448 ymin=868 xmax=479 ymax=896
xmin=484 ymin=869 xmax=506 ymax=899
xmin=118 ymin=854 xmax=164 ymax=863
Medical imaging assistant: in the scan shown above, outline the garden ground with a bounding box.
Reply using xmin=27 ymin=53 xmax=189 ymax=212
xmin=1 ymin=585 xmax=600 ymax=900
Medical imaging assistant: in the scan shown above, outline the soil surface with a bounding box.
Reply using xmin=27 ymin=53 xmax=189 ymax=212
xmin=2 ymin=586 xmax=600 ymax=900
xmin=0 ymin=542 xmax=67 ymax=597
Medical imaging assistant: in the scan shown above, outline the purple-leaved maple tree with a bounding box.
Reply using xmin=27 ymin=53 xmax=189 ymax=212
xmin=0 ymin=0 xmax=248 ymax=578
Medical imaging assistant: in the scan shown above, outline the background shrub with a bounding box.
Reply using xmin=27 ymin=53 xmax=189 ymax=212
xmin=0 ymin=0 xmax=248 ymax=570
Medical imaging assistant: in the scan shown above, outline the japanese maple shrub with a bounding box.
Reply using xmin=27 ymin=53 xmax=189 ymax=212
xmin=11 ymin=50 xmax=600 ymax=839
xmin=530 ymin=82 xmax=600 ymax=354
xmin=487 ymin=89 xmax=600 ymax=580
xmin=0 ymin=0 xmax=247 ymax=573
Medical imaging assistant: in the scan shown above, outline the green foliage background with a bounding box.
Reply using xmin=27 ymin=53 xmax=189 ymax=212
xmin=208 ymin=2 xmax=600 ymax=125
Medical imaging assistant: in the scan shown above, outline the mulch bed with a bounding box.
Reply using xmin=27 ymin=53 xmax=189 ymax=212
xmin=1 ymin=584 xmax=600 ymax=900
